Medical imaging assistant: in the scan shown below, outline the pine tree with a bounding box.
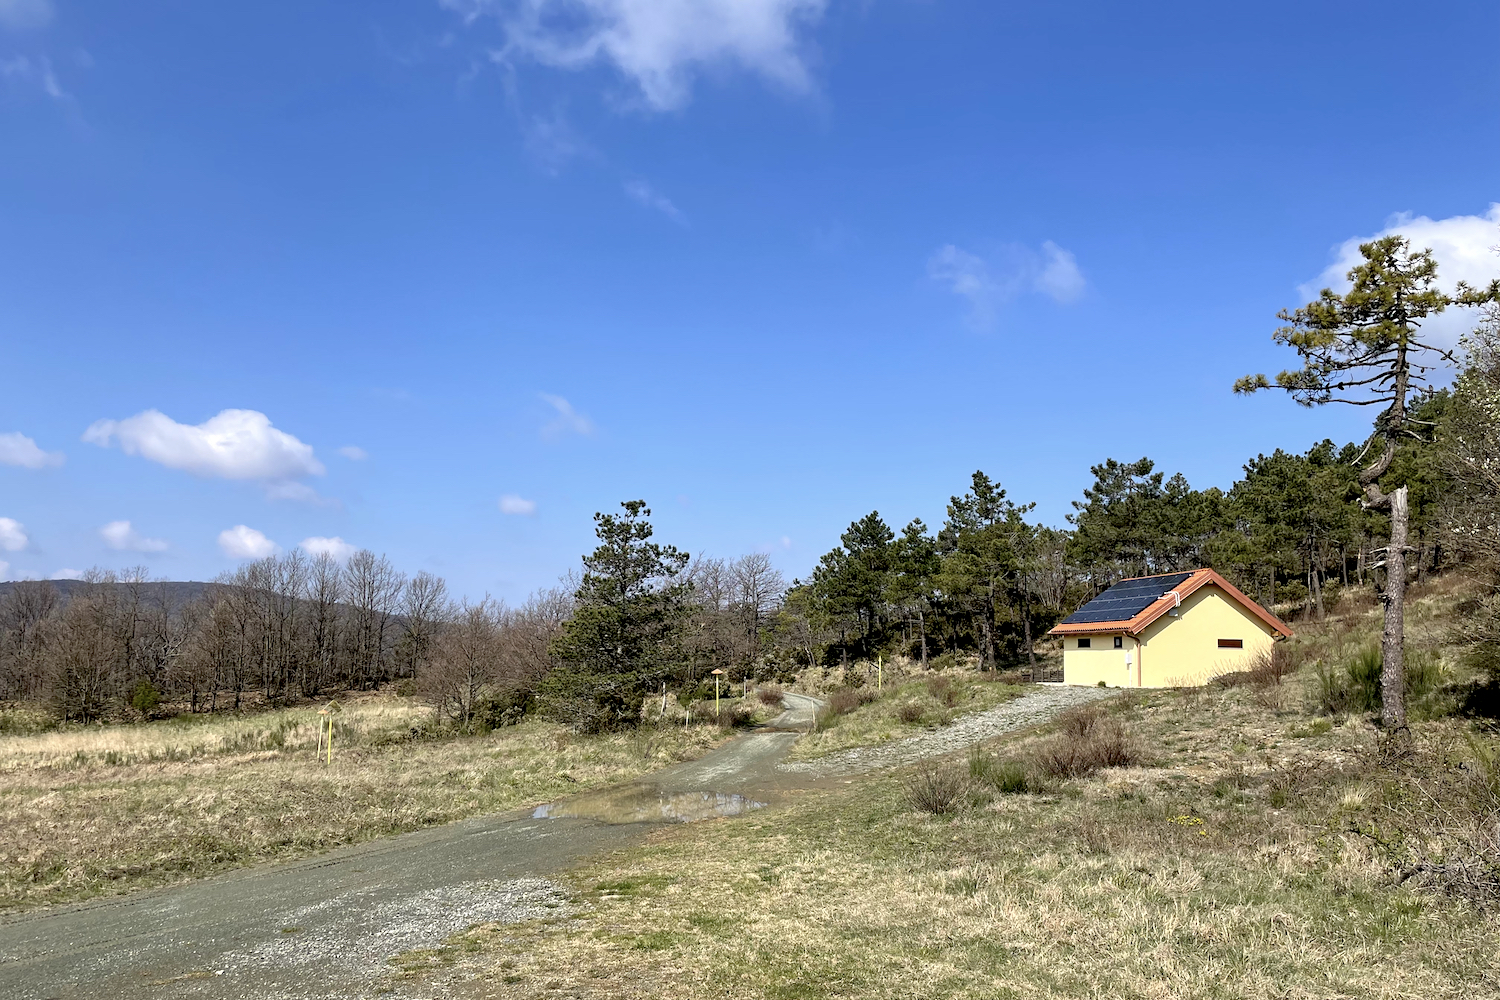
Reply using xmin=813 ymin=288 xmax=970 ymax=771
xmin=547 ymin=501 xmax=691 ymax=730
xmin=1237 ymin=235 xmax=1497 ymax=730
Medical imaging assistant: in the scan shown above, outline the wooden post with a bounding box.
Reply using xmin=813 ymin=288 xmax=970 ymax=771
xmin=1381 ymin=486 xmax=1409 ymax=731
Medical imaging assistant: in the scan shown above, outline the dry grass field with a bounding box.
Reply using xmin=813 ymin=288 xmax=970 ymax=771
xmin=391 ymin=587 xmax=1500 ymax=999
xmin=785 ymin=672 xmax=1025 ymax=762
xmin=0 ymin=695 xmax=731 ymax=912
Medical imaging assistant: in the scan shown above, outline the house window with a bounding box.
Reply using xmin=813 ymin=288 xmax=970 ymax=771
xmin=1077 ymin=638 xmax=1091 ymax=649
xmin=1218 ymin=639 xmax=1244 ymax=649
xmin=1113 ymin=636 xmax=1123 ymax=649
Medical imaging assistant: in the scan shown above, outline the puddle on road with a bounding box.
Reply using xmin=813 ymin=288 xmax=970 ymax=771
xmin=533 ymin=785 xmax=766 ymax=824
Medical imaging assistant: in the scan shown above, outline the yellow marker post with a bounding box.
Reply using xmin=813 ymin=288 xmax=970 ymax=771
xmin=318 ymin=700 xmax=343 ymax=765
xmin=711 ymin=668 xmax=724 ymax=718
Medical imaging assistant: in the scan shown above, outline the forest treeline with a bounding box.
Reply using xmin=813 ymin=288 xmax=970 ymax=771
xmin=3 ymin=302 xmax=1497 ymax=728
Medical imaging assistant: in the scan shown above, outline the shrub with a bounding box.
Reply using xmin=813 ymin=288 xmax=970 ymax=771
xmin=1056 ymin=704 xmax=1104 ymax=739
xmin=894 ymin=701 xmax=926 ymax=724
xmin=686 ymin=699 xmax=754 ymax=729
xmin=0 ymin=706 xmax=58 ymax=736
xmin=473 ymin=686 xmax=534 ymax=731
xmin=1316 ymin=643 xmax=1444 ymax=715
xmin=129 ymin=680 xmax=162 ymax=718
xmin=1405 ymin=647 xmax=1444 ymax=705
xmin=1213 ymin=670 xmax=1253 ymax=689
xmin=719 ymin=701 xmax=756 ymax=730
xmin=755 ymin=683 xmax=785 ymax=707
xmin=926 ymin=676 xmax=960 ymax=708
xmin=970 ymin=748 xmax=1030 ymax=794
xmin=827 ymin=686 xmax=879 ymax=718
xmin=926 ymin=652 xmax=961 ymax=672
xmin=1033 ymin=707 xmax=1137 ymax=779
xmin=1249 ymin=642 xmax=1302 ymax=686
xmin=903 ymin=764 xmax=968 ymax=815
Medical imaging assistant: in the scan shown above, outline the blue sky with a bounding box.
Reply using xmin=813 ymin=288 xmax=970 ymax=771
xmin=2 ymin=0 xmax=1498 ymax=599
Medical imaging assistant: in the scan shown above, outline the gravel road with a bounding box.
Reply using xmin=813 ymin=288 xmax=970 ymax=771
xmin=778 ymin=684 xmax=1119 ymax=777
xmin=0 ymin=685 xmax=1108 ymax=999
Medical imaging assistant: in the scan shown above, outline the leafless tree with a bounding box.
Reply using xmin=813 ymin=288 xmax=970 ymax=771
xmin=303 ymin=553 xmax=344 ymax=697
xmin=397 ymin=571 xmax=450 ymax=680
xmin=343 ymin=550 xmax=405 ymax=690
xmin=420 ymin=598 xmax=502 ymax=727
xmin=0 ymin=580 xmax=58 ymax=700
xmin=731 ymin=552 xmax=786 ymax=669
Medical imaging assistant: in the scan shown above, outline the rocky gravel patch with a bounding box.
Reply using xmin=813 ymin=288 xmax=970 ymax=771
xmin=777 ymin=685 xmax=1120 ymax=778
xmin=219 ymin=878 xmax=574 ymax=982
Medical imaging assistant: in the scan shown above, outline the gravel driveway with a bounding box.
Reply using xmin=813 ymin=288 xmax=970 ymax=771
xmin=0 ymin=685 xmax=1108 ymax=999
xmin=777 ymin=684 xmax=1119 ymax=777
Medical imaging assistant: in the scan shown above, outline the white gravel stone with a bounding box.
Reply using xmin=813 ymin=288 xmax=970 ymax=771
xmin=777 ymin=684 xmax=1121 ymax=777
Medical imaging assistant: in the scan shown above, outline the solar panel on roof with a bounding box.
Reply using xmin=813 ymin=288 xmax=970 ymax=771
xmin=1060 ymin=572 xmax=1194 ymax=625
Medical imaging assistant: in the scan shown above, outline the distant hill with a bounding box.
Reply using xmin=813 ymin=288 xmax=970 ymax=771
xmin=0 ymin=579 xmax=213 ymax=611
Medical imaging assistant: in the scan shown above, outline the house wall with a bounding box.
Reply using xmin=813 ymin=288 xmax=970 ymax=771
xmin=1134 ymin=585 xmax=1277 ymax=687
xmin=1061 ymin=634 xmax=1134 ymax=687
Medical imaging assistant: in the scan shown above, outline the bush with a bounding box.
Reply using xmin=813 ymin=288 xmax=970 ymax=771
xmin=1316 ymin=643 xmax=1445 ymax=715
xmin=926 ymin=675 xmax=960 ymax=708
xmin=473 ymin=686 xmax=534 ymax=731
xmin=827 ymin=686 xmax=879 ymax=718
xmin=0 ymin=705 xmax=59 ymax=735
xmin=129 ymin=680 xmax=162 ymax=718
xmin=718 ymin=701 xmax=756 ymax=730
xmin=970 ymin=748 xmax=1030 ymax=794
xmin=926 ymin=652 xmax=964 ymax=673
xmin=903 ymin=764 xmax=968 ymax=815
xmin=755 ymin=684 xmax=785 ymax=707
xmin=1250 ymin=642 xmax=1302 ymax=686
xmin=894 ymin=701 xmax=926 ymax=724
xmin=1033 ymin=706 xmax=1137 ymax=779
xmin=1405 ymin=647 xmax=1444 ymax=705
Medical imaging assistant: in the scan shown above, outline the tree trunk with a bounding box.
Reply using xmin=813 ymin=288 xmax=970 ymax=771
xmin=917 ymin=609 xmax=928 ymax=669
xmin=1022 ymin=592 xmax=1036 ymax=668
xmin=1381 ymin=486 xmax=1409 ymax=731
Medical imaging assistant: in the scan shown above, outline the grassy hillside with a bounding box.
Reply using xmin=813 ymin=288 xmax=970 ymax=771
xmin=390 ymin=579 xmax=1500 ymax=999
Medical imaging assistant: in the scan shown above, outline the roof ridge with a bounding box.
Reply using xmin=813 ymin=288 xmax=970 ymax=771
xmin=1047 ymin=567 xmax=1294 ymax=638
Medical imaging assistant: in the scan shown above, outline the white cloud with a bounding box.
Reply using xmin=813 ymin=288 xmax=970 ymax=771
xmin=100 ymin=520 xmax=169 ymax=553
xmin=83 ymin=409 xmax=326 ymax=497
xmin=522 ymin=108 xmax=594 ymax=173
xmin=0 ymin=517 xmax=27 ymax=552
xmin=218 ymin=525 xmax=279 ymax=560
xmin=300 ymin=536 xmax=357 ymax=562
xmin=499 ymin=493 xmax=538 ymax=515
xmin=928 ymin=240 xmax=1088 ymax=329
xmin=624 ymin=179 xmax=686 ymax=224
xmin=0 ymin=0 xmax=53 ymax=31
xmin=337 ymin=445 xmax=368 ymax=460
xmin=539 ymin=393 xmax=594 ymax=439
xmin=1301 ymin=204 xmax=1500 ymax=348
xmin=0 ymin=53 xmax=64 ymax=100
xmin=51 ymin=568 xmax=83 ymax=580
xmin=1034 ymin=241 xmax=1086 ymax=303
xmin=0 ymin=431 xmax=64 ymax=469
xmin=455 ymin=0 xmax=828 ymax=112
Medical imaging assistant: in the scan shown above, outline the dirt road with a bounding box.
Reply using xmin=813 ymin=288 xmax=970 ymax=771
xmin=0 ymin=701 xmax=827 ymax=1000
xmin=0 ymin=687 xmax=1097 ymax=999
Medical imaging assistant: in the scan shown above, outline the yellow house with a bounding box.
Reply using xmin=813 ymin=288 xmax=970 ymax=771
xmin=1047 ymin=569 xmax=1293 ymax=688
